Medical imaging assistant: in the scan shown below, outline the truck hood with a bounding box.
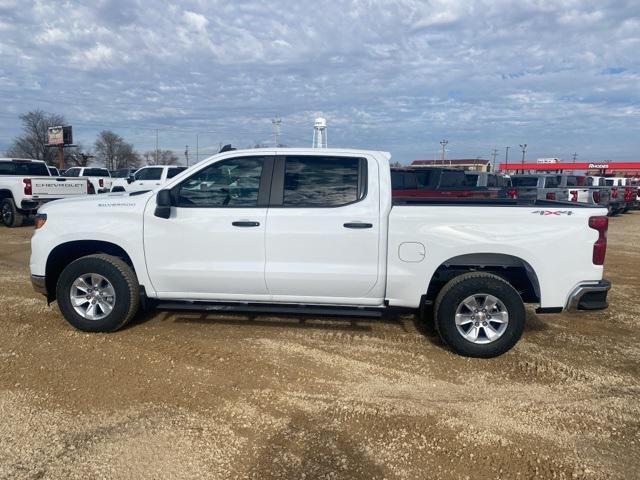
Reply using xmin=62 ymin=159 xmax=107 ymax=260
xmin=38 ymin=191 xmax=153 ymax=213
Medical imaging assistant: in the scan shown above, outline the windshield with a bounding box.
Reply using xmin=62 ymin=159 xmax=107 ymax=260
xmin=0 ymin=160 xmax=50 ymax=176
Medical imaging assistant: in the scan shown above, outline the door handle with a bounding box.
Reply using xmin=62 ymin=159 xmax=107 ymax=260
xmin=232 ymin=221 xmax=260 ymax=227
xmin=343 ymin=222 xmax=373 ymax=229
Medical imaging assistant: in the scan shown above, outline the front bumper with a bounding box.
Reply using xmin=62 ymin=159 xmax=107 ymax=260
xmin=31 ymin=274 xmax=47 ymax=296
xmin=566 ymin=279 xmax=611 ymax=311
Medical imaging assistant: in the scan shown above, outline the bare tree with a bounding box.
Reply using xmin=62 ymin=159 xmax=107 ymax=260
xmin=143 ymin=149 xmax=179 ymax=165
xmin=64 ymin=146 xmax=93 ymax=167
xmin=94 ymin=130 xmax=140 ymax=170
xmin=5 ymin=110 xmax=66 ymax=163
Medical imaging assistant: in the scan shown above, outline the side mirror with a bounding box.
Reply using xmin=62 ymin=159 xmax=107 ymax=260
xmin=126 ymin=174 xmax=135 ymax=184
xmin=154 ymin=190 xmax=173 ymax=219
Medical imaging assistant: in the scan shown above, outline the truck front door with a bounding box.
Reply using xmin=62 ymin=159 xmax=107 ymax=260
xmin=143 ymin=155 xmax=272 ymax=298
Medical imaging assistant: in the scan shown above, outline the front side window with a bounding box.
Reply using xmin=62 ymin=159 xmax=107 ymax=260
xmin=136 ymin=168 xmax=163 ymax=181
xmin=65 ymin=168 xmax=80 ymax=177
xmin=283 ymin=156 xmax=361 ymax=207
xmin=177 ymin=157 xmax=264 ymax=207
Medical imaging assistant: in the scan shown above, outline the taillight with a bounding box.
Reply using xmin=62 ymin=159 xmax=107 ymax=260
xmin=99 ymin=178 xmax=104 ymax=188
xmin=23 ymin=178 xmax=32 ymax=195
xmin=546 ymin=192 xmax=556 ymax=200
xmin=570 ymin=190 xmax=578 ymax=202
xmin=507 ymin=188 xmax=517 ymax=199
xmin=593 ymin=190 xmax=601 ymax=203
xmin=611 ymin=187 xmax=618 ymax=199
xmin=589 ymin=216 xmax=608 ymax=265
xmin=624 ymin=187 xmax=632 ymax=201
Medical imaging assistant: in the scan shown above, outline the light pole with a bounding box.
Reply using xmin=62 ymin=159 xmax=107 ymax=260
xmin=440 ymin=139 xmax=448 ymax=165
xmin=505 ymin=146 xmax=510 ymax=173
xmin=519 ymin=144 xmax=527 ymax=174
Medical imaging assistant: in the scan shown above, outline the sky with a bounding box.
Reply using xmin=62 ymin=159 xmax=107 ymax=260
xmin=0 ymin=0 xmax=639 ymax=165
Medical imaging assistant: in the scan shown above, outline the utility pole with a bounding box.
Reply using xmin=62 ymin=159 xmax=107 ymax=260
xmin=155 ymin=129 xmax=159 ymax=165
xmin=519 ymin=144 xmax=527 ymax=174
xmin=505 ymin=146 xmax=510 ymax=173
xmin=491 ymin=147 xmax=499 ymax=172
xmin=196 ymin=134 xmax=199 ymax=164
xmin=184 ymin=145 xmax=189 ymax=166
xmin=440 ymin=139 xmax=448 ymax=165
xmin=572 ymin=152 xmax=577 ymax=163
xmin=272 ymin=115 xmax=282 ymax=147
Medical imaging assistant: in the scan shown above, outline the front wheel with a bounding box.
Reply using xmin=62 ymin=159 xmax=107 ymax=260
xmin=434 ymin=272 xmax=525 ymax=358
xmin=56 ymin=254 xmax=140 ymax=332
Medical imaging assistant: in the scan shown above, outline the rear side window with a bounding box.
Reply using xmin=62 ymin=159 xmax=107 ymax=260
xmin=65 ymin=168 xmax=80 ymax=177
xmin=438 ymin=170 xmax=466 ymax=187
xmin=464 ymin=174 xmax=480 ymax=187
xmin=565 ymin=176 xmax=578 ymax=186
xmin=544 ymin=176 xmax=559 ymax=188
xmin=511 ymin=177 xmax=538 ymax=187
xmin=84 ymin=168 xmax=110 ymax=177
xmin=414 ymin=170 xmax=433 ymax=188
xmin=486 ymin=175 xmax=498 ymax=187
xmin=136 ymin=168 xmax=163 ymax=181
xmin=604 ymin=179 xmax=614 ymax=186
xmin=283 ymin=156 xmax=363 ymax=207
xmin=391 ymin=171 xmax=403 ymax=189
xmin=166 ymin=167 xmax=187 ymax=179
xmin=0 ymin=161 xmax=50 ymax=176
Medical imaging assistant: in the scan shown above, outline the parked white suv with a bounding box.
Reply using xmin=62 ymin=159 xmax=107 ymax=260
xmin=64 ymin=167 xmax=112 ymax=193
xmin=30 ymin=148 xmax=610 ymax=358
xmin=110 ymin=165 xmax=187 ymax=193
xmin=0 ymin=158 xmax=90 ymax=227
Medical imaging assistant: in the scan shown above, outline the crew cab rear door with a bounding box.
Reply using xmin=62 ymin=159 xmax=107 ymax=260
xmin=264 ymin=153 xmax=383 ymax=303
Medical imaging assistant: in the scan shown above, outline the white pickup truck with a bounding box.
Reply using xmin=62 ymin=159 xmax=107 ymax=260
xmin=29 ymin=148 xmax=611 ymax=357
xmin=0 ymin=158 xmax=90 ymax=227
xmin=64 ymin=167 xmax=113 ymax=193
xmin=110 ymin=165 xmax=187 ymax=193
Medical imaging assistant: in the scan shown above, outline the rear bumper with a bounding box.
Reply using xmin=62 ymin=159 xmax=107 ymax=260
xmin=31 ymin=274 xmax=47 ymax=296
xmin=566 ymin=279 xmax=611 ymax=311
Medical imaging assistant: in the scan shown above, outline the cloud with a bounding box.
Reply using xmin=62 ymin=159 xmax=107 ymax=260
xmin=0 ymin=0 xmax=638 ymax=161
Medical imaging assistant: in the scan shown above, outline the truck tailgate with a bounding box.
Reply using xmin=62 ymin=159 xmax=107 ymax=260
xmin=31 ymin=177 xmax=88 ymax=197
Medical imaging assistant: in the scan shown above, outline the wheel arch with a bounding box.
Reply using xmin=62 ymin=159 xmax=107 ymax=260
xmin=425 ymin=253 xmax=541 ymax=305
xmin=0 ymin=189 xmax=15 ymax=201
xmin=45 ymin=240 xmax=136 ymax=302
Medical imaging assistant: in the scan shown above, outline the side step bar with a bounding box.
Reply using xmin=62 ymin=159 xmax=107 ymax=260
xmin=155 ymin=301 xmax=385 ymax=318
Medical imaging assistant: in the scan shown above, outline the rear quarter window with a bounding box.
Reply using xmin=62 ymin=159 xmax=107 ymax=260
xmin=438 ymin=170 xmax=467 ymax=188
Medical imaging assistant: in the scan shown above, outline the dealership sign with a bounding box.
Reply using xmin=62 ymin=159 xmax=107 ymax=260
xmin=47 ymin=125 xmax=73 ymax=146
xmin=499 ymin=161 xmax=640 ymax=171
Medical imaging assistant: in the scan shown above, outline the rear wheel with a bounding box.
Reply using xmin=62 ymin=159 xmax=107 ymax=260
xmin=1 ymin=198 xmax=24 ymax=227
xmin=56 ymin=254 xmax=140 ymax=332
xmin=434 ymin=272 xmax=525 ymax=358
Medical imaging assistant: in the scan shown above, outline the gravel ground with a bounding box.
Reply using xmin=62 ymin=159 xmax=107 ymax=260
xmin=0 ymin=213 xmax=639 ymax=479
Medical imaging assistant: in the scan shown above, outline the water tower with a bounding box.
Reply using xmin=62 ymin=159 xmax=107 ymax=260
xmin=312 ymin=117 xmax=327 ymax=148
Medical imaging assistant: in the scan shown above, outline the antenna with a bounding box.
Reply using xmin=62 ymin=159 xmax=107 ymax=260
xmin=312 ymin=117 xmax=328 ymax=148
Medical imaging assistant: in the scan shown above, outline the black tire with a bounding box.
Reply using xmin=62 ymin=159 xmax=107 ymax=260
xmin=1 ymin=198 xmax=24 ymax=227
xmin=434 ymin=272 xmax=525 ymax=358
xmin=56 ymin=254 xmax=140 ymax=332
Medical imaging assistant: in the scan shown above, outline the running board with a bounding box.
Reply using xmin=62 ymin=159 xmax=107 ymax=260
xmin=155 ymin=301 xmax=384 ymax=318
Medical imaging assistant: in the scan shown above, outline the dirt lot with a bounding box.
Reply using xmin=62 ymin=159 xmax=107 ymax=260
xmin=1 ymin=214 xmax=639 ymax=480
